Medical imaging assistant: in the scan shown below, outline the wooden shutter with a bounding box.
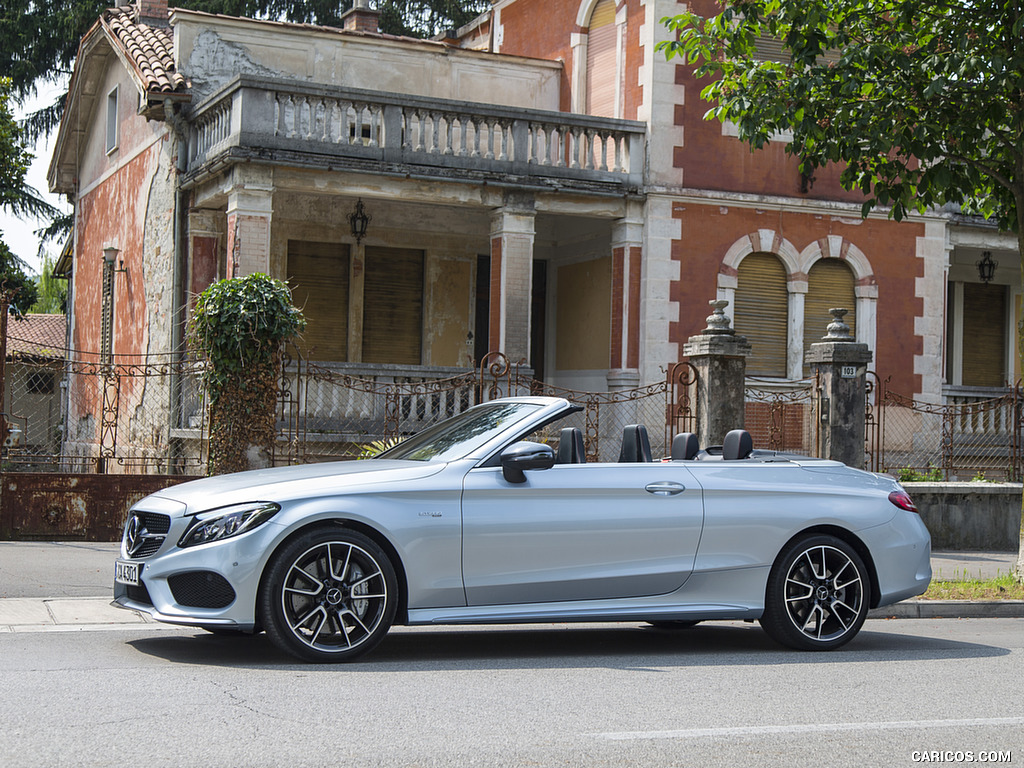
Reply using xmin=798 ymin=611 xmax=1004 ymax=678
xmin=363 ymin=247 xmax=424 ymax=365
xmin=962 ymin=283 xmax=1007 ymax=387
xmin=586 ymin=0 xmax=617 ymax=118
xmin=804 ymin=259 xmax=856 ymax=375
xmin=735 ymin=253 xmax=788 ymax=377
xmin=287 ymin=240 xmax=349 ymax=361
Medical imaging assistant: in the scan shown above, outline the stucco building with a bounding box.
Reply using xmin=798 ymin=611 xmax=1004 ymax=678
xmin=47 ymin=0 xmax=1020 ymax=464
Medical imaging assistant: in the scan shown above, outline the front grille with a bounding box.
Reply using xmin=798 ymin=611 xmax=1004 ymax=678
xmin=124 ymin=511 xmax=171 ymax=559
xmin=169 ymin=571 xmax=236 ymax=609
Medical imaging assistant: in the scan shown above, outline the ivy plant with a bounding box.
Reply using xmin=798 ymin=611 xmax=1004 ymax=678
xmin=190 ymin=273 xmax=305 ymax=475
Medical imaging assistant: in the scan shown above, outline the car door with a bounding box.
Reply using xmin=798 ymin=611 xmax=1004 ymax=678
xmin=460 ymin=461 xmax=704 ymax=606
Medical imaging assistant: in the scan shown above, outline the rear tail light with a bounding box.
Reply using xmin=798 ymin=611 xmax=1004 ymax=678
xmin=888 ymin=489 xmax=919 ymax=513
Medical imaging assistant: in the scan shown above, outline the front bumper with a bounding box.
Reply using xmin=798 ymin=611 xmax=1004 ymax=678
xmin=112 ymin=517 xmax=287 ymax=632
xmin=111 ymin=595 xmax=246 ymax=629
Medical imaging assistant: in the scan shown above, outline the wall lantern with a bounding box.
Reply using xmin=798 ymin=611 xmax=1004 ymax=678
xmin=102 ymin=246 xmax=128 ymax=274
xmin=976 ymin=251 xmax=997 ymax=284
xmin=349 ymin=198 xmax=371 ymax=244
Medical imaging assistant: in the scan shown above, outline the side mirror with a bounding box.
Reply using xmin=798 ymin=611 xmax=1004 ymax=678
xmin=500 ymin=441 xmax=555 ymax=484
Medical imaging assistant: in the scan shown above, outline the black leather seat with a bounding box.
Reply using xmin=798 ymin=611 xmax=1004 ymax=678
xmin=723 ymin=429 xmax=753 ymax=460
xmin=619 ymin=424 xmax=653 ymax=463
xmin=556 ymin=427 xmax=586 ymax=464
xmin=671 ymin=432 xmax=699 ymax=460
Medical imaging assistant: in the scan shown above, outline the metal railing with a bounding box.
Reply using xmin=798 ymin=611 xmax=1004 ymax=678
xmin=868 ymin=377 xmax=1024 ymax=481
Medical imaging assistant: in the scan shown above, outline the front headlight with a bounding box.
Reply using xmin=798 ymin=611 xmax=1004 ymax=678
xmin=178 ymin=502 xmax=280 ymax=548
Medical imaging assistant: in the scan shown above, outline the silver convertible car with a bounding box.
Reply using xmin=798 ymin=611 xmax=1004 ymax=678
xmin=113 ymin=396 xmax=931 ymax=662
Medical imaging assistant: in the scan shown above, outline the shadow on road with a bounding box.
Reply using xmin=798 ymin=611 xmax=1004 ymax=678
xmin=125 ymin=620 xmax=1011 ymax=670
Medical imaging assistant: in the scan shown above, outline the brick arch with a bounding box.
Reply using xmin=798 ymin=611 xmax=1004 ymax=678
xmin=797 ymin=235 xmax=875 ymax=285
xmin=575 ymin=0 xmax=617 ymax=26
xmin=719 ymin=230 xmax=802 ymax=284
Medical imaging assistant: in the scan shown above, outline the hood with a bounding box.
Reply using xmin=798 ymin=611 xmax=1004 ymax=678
xmin=150 ymin=459 xmax=446 ymax=513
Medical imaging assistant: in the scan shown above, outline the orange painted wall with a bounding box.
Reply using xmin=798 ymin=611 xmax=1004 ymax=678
xmin=675 ymin=0 xmax=865 ymax=203
xmin=670 ymin=203 xmax=925 ymax=395
xmin=497 ymin=0 xmax=645 ymax=117
xmin=73 ymin=143 xmax=160 ymax=358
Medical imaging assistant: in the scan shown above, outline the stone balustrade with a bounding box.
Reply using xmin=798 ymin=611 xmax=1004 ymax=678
xmin=185 ymin=75 xmax=646 ymax=193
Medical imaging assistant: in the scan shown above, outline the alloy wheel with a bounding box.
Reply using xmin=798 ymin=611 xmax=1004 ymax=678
xmin=783 ymin=544 xmax=864 ymax=642
xmin=279 ymin=540 xmax=390 ymax=655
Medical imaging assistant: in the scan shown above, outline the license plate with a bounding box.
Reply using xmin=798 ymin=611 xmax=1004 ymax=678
xmin=114 ymin=559 xmax=141 ymax=587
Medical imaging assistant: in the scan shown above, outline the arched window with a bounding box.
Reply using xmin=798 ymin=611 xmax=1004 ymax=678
xmin=585 ymin=0 xmax=617 ymax=118
xmin=804 ymin=259 xmax=856 ymax=375
xmin=735 ymin=253 xmax=788 ymax=377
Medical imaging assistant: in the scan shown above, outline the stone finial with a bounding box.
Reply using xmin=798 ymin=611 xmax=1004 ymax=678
xmin=823 ymin=307 xmax=853 ymax=341
xmin=702 ymin=299 xmax=735 ymax=335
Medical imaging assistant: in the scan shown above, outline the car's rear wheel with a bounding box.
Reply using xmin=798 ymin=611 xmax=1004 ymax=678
xmin=260 ymin=527 xmax=398 ymax=663
xmin=760 ymin=534 xmax=869 ymax=651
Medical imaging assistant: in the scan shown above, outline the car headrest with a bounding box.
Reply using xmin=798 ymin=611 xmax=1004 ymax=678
xmin=618 ymin=424 xmax=653 ymax=463
xmin=671 ymin=432 xmax=699 ymax=460
xmin=723 ymin=429 xmax=753 ymax=460
xmin=556 ymin=427 xmax=586 ymax=464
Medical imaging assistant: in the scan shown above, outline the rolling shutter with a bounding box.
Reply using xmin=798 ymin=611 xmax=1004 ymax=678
xmin=363 ymin=246 xmax=424 ymax=366
xmin=962 ymin=283 xmax=1007 ymax=387
xmin=735 ymin=253 xmax=789 ymax=377
xmin=586 ymin=0 xmax=617 ymax=118
xmin=804 ymin=259 xmax=856 ymax=375
xmin=287 ymin=240 xmax=349 ymax=361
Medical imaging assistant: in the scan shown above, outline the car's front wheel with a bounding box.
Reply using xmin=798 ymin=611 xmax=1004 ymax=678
xmin=760 ymin=534 xmax=870 ymax=651
xmin=260 ymin=526 xmax=398 ymax=663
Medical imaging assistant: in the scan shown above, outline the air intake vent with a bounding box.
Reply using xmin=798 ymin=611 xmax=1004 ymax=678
xmin=169 ymin=571 xmax=236 ymax=609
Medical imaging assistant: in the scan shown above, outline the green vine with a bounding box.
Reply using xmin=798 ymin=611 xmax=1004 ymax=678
xmin=190 ymin=274 xmax=305 ymax=475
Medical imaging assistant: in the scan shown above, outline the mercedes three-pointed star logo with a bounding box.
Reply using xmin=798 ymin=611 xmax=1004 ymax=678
xmin=125 ymin=515 xmax=145 ymax=557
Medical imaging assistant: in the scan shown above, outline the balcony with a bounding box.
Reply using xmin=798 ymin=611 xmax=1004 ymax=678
xmin=183 ymin=75 xmax=646 ymax=196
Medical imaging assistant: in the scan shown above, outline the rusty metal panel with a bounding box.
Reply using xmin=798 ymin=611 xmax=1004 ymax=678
xmin=0 ymin=473 xmax=190 ymax=541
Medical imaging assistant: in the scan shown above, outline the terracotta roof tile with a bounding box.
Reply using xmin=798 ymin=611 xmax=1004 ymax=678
xmin=104 ymin=7 xmax=187 ymax=95
xmin=6 ymin=315 xmax=67 ymax=359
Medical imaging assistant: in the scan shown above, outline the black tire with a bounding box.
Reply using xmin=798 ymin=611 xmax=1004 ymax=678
xmin=759 ymin=534 xmax=870 ymax=651
xmin=646 ymin=620 xmax=701 ymax=630
xmin=260 ymin=526 xmax=398 ymax=663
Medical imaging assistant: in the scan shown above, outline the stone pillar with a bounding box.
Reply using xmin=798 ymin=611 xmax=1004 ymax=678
xmin=608 ymin=216 xmax=643 ymax=392
xmin=806 ymin=308 xmax=873 ymax=468
xmin=683 ymin=300 xmax=751 ymax=446
xmin=488 ymin=195 xmax=535 ymax=364
xmin=225 ymin=168 xmax=273 ymax=278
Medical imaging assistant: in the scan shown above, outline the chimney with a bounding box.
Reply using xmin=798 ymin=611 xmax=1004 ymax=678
xmin=137 ymin=0 xmax=170 ymax=28
xmin=341 ymin=0 xmax=380 ymax=33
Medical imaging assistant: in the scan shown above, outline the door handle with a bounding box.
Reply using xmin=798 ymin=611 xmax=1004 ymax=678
xmin=645 ymin=481 xmax=685 ymax=496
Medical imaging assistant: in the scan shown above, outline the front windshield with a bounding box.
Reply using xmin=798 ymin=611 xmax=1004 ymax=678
xmin=380 ymin=401 xmax=544 ymax=463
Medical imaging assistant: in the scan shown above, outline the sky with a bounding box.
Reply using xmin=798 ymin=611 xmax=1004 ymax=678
xmin=0 ymin=80 xmax=71 ymax=276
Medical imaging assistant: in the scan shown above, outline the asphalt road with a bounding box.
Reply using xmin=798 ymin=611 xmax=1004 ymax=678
xmin=1 ymin=618 xmax=1021 ymax=767
xmin=0 ymin=541 xmax=120 ymax=598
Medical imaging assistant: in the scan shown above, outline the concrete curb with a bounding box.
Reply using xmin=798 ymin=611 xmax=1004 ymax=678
xmin=0 ymin=596 xmax=165 ymax=633
xmin=869 ymin=600 xmax=1024 ymax=620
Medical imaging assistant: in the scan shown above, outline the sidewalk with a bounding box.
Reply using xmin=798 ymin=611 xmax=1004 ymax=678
xmin=0 ymin=545 xmax=1021 ymax=631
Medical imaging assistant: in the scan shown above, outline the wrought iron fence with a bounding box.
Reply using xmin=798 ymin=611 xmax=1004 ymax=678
xmin=273 ymin=349 xmax=699 ymax=464
xmin=2 ymin=346 xmax=207 ymax=475
xmin=868 ymin=376 xmax=1024 ymax=481
xmin=1 ymin=328 xmax=701 ymax=474
xmin=744 ymin=378 xmax=818 ymax=454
